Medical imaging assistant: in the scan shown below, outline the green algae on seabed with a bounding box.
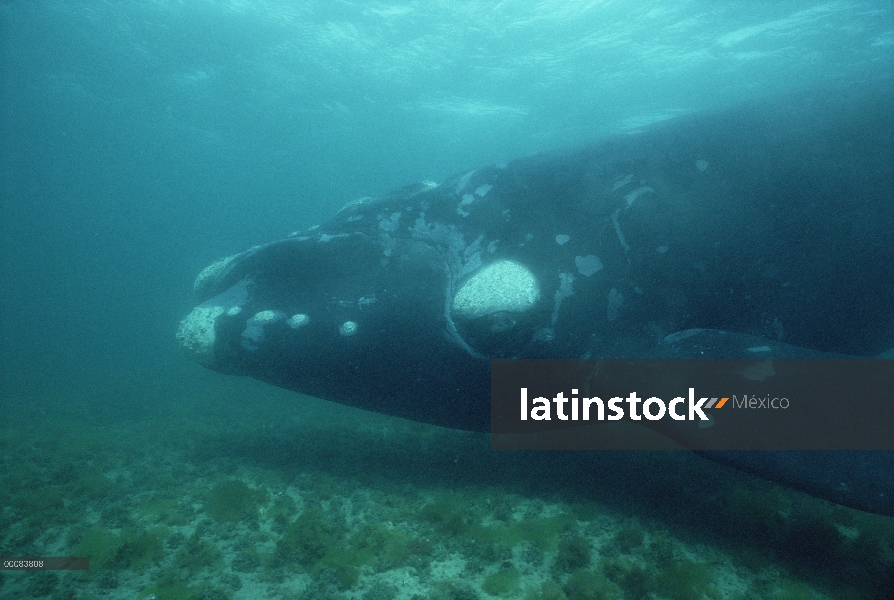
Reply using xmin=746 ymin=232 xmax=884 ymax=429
xmin=274 ymin=505 xmax=434 ymax=591
xmin=68 ymin=525 xmax=166 ymax=571
xmin=174 ymin=532 xmax=223 ymax=572
xmin=523 ymin=580 xmax=568 ymax=600
xmin=204 ymin=479 xmax=268 ymax=522
xmin=563 ymin=569 xmax=623 ymax=600
xmin=2 ymin=390 xmax=893 ymax=600
xmin=553 ymin=535 xmax=592 ymax=573
xmin=139 ymin=579 xmax=194 ymax=600
xmin=482 ymin=566 xmax=521 ymax=596
xmin=417 ymin=492 xmax=576 ymax=552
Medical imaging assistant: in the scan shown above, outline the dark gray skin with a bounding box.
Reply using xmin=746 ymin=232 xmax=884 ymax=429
xmin=178 ymin=79 xmax=894 ymax=516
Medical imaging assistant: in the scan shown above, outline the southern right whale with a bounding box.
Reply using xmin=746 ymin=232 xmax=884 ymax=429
xmin=177 ymin=78 xmax=894 ymax=516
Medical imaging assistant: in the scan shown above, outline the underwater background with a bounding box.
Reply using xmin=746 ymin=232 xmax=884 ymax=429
xmin=1 ymin=1 xmax=893 ymax=598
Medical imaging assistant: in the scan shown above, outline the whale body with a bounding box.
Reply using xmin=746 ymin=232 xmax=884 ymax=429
xmin=178 ymin=80 xmax=894 ymax=516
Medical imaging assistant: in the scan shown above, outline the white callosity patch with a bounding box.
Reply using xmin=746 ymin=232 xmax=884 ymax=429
xmin=452 ymin=260 xmax=540 ymax=319
xmin=657 ymin=245 xmax=669 ymax=253
xmin=252 ymin=310 xmax=282 ymax=324
xmin=287 ymin=314 xmax=310 ymax=328
xmin=380 ymin=233 xmax=396 ymax=259
xmin=459 ymin=235 xmax=485 ymax=278
xmin=242 ymin=310 xmax=286 ymax=351
xmin=458 ymin=184 xmax=493 ymax=216
xmin=339 ymin=321 xmax=358 ymax=336
xmin=555 ymin=234 xmax=570 ymax=245
xmin=551 ymin=272 xmax=575 ymax=325
xmin=696 ymin=159 xmax=709 ymax=172
xmin=607 ymin=288 xmax=624 ymax=321
xmin=192 ymin=254 xmax=239 ymax=295
xmin=377 ymin=212 xmax=402 ymax=232
xmin=318 ymin=233 xmax=349 ymax=243
xmin=613 ymin=173 xmax=633 ymax=191
xmin=611 ymin=212 xmax=629 ymax=252
xmin=177 ymin=279 xmax=250 ymax=365
xmin=337 ymin=196 xmax=372 ymax=214
xmin=456 ymin=194 xmax=475 ymax=217
xmin=410 ymin=214 xmax=481 ymax=279
xmin=455 ymin=170 xmax=476 ymax=194
xmin=474 ymin=184 xmax=492 ymax=197
xmin=575 ymin=255 xmax=603 ymax=277
xmin=177 ymin=306 xmax=225 ymax=364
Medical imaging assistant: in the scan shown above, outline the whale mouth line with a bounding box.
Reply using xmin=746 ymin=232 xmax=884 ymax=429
xmin=203 ymin=229 xmax=482 ymax=362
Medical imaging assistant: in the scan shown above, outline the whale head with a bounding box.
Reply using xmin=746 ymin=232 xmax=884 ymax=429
xmin=177 ymin=179 xmax=556 ymax=431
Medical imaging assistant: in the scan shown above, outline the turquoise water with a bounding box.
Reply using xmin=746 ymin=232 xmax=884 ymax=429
xmin=1 ymin=1 xmax=893 ymax=598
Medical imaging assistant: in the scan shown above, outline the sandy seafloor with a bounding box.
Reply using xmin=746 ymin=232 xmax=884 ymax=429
xmin=1 ymin=375 xmax=892 ymax=600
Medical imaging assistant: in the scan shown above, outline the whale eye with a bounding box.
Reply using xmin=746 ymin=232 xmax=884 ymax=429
xmin=451 ymin=260 xmax=541 ymax=356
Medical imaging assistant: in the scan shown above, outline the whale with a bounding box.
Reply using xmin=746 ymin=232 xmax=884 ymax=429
xmin=177 ymin=80 xmax=894 ymax=516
